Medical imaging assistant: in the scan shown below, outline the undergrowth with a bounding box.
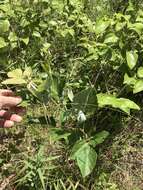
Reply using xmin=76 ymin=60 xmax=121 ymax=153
xmin=0 ymin=0 xmax=143 ymax=189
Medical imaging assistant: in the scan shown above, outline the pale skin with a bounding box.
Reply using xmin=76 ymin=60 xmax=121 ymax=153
xmin=0 ymin=89 xmax=25 ymax=128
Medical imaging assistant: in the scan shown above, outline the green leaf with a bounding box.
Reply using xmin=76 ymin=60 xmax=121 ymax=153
xmin=73 ymin=87 xmax=97 ymax=114
xmin=7 ymin=69 xmax=23 ymax=78
xmin=50 ymin=75 xmax=60 ymax=101
xmin=123 ymin=73 xmax=136 ymax=86
xmin=118 ymin=98 xmax=140 ymax=113
xmin=2 ymin=78 xmax=26 ymax=85
xmin=52 ymin=0 xmax=64 ymax=11
xmin=71 ymin=140 xmax=97 ymax=177
xmin=8 ymin=32 xmax=18 ymax=42
xmin=70 ymin=140 xmax=86 ymax=159
xmin=97 ymin=93 xmax=140 ymax=114
xmin=20 ymin=37 xmax=29 ymax=45
xmin=137 ymin=67 xmax=143 ymax=78
xmin=115 ymin=22 xmax=126 ymax=31
xmin=48 ymin=128 xmax=71 ymax=142
xmin=37 ymin=168 xmax=46 ymax=190
xmin=43 ymin=42 xmax=51 ymax=50
xmin=104 ymin=33 xmax=118 ymax=44
xmin=2 ymin=68 xmax=27 ymax=85
xmin=89 ymin=131 xmax=109 ymax=147
xmin=32 ymin=31 xmax=41 ymax=38
xmin=128 ymin=22 xmax=143 ymax=35
xmin=23 ymin=67 xmax=32 ymax=78
xmin=95 ymin=20 xmax=110 ymax=35
xmin=0 ymin=19 xmax=10 ymax=33
xmin=0 ymin=37 xmax=7 ymax=48
xmin=126 ymin=1 xmax=134 ymax=12
xmin=76 ymin=146 xmax=97 ymax=178
xmin=126 ymin=50 xmax=138 ymax=70
xmin=133 ymin=80 xmax=143 ymax=94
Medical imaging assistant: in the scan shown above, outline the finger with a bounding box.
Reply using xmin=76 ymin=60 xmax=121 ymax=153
xmin=0 ymin=89 xmax=15 ymax=96
xmin=0 ymin=110 xmax=22 ymax=122
xmin=10 ymin=107 xmax=26 ymax=115
xmin=0 ymin=96 xmax=22 ymax=108
xmin=0 ymin=119 xmax=14 ymax=128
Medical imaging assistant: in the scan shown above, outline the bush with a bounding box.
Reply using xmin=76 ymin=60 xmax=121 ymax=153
xmin=0 ymin=0 xmax=143 ymax=189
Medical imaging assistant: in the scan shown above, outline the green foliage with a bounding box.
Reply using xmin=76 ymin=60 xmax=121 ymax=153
xmin=70 ymin=131 xmax=109 ymax=177
xmin=16 ymin=146 xmax=59 ymax=190
xmin=97 ymin=93 xmax=140 ymax=114
xmin=0 ymin=0 xmax=143 ymax=188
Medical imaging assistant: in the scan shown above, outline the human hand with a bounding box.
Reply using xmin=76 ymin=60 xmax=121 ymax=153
xmin=0 ymin=89 xmax=25 ymax=128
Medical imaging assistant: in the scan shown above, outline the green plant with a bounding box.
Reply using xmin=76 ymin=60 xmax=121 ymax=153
xmin=1 ymin=0 xmax=143 ymax=188
xmin=15 ymin=146 xmax=59 ymax=190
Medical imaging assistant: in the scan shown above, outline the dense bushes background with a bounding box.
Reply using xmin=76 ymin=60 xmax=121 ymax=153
xmin=0 ymin=0 xmax=143 ymax=189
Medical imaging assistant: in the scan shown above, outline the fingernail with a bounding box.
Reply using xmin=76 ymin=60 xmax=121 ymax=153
xmin=4 ymin=120 xmax=14 ymax=128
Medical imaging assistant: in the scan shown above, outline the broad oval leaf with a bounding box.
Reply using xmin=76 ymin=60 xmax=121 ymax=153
xmin=0 ymin=19 xmax=10 ymax=33
xmin=133 ymin=80 xmax=143 ymax=94
xmin=95 ymin=20 xmax=110 ymax=35
xmin=7 ymin=69 xmax=23 ymax=78
xmin=71 ymin=140 xmax=97 ymax=178
xmin=104 ymin=33 xmax=118 ymax=44
xmin=76 ymin=145 xmax=97 ymax=178
xmin=126 ymin=50 xmax=138 ymax=70
xmin=73 ymin=87 xmax=97 ymax=114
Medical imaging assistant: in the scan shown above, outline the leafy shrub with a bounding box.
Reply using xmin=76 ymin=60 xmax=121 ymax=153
xmin=1 ymin=0 xmax=143 ymax=185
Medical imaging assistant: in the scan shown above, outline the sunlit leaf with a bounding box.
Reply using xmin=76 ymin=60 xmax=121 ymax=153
xmin=133 ymin=80 xmax=143 ymax=94
xmin=2 ymin=78 xmax=26 ymax=85
xmin=7 ymin=69 xmax=23 ymax=78
xmin=33 ymin=31 xmax=41 ymax=38
xmin=95 ymin=20 xmax=110 ymax=35
xmin=126 ymin=50 xmax=138 ymax=70
xmin=115 ymin=22 xmax=126 ymax=31
xmin=123 ymin=73 xmax=136 ymax=86
xmin=0 ymin=19 xmax=10 ymax=33
xmin=8 ymin=32 xmax=18 ymax=42
xmin=20 ymin=37 xmax=29 ymax=45
xmin=97 ymin=93 xmax=140 ymax=114
xmin=128 ymin=22 xmax=143 ymax=35
xmin=104 ymin=33 xmax=118 ymax=44
xmin=137 ymin=67 xmax=143 ymax=78
xmin=0 ymin=37 xmax=7 ymax=48
xmin=23 ymin=67 xmax=32 ymax=78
